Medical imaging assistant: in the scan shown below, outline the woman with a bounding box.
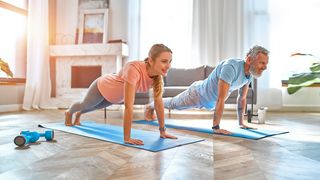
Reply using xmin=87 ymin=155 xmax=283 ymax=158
xmin=65 ymin=44 xmax=177 ymax=145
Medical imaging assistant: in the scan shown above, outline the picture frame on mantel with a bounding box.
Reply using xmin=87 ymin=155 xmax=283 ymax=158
xmin=78 ymin=9 xmax=108 ymax=44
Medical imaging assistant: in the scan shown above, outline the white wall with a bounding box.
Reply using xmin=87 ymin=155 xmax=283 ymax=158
xmin=55 ymin=0 xmax=78 ymax=44
xmin=265 ymin=0 xmax=320 ymax=111
xmin=108 ymin=0 xmax=128 ymax=41
xmin=282 ymin=88 xmax=320 ymax=110
xmin=0 ymin=84 xmax=25 ymax=112
xmin=243 ymin=0 xmax=284 ymax=111
xmin=56 ymin=0 xmax=128 ymax=44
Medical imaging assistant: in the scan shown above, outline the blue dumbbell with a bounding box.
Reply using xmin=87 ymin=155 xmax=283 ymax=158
xmin=14 ymin=130 xmax=54 ymax=147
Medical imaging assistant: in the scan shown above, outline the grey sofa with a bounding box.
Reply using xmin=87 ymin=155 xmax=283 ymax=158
xmin=163 ymin=65 xmax=257 ymax=105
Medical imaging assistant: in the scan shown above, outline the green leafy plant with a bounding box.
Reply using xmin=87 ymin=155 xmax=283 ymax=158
xmin=287 ymin=53 xmax=320 ymax=94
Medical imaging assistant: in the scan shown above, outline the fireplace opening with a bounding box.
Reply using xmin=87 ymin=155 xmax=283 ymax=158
xmin=71 ymin=66 xmax=102 ymax=88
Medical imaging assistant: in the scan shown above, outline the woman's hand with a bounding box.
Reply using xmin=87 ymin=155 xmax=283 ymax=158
xmin=160 ymin=131 xmax=178 ymax=139
xmin=214 ymin=128 xmax=232 ymax=134
xmin=124 ymin=138 xmax=144 ymax=145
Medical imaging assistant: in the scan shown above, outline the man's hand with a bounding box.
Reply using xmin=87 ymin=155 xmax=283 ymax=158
xmin=124 ymin=138 xmax=144 ymax=145
xmin=160 ymin=131 xmax=178 ymax=139
xmin=214 ymin=128 xmax=232 ymax=134
xmin=240 ymin=124 xmax=257 ymax=130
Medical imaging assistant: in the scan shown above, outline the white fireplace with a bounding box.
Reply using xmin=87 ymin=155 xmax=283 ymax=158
xmin=49 ymin=43 xmax=128 ymax=108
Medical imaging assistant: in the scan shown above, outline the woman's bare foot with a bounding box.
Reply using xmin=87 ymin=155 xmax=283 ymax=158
xmin=65 ymin=111 xmax=73 ymax=126
xmin=73 ymin=111 xmax=82 ymax=125
xmin=144 ymin=105 xmax=156 ymax=121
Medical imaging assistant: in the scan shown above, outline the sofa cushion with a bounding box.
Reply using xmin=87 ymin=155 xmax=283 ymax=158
xmin=224 ymin=88 xmax=254 ymax=104
xmin=135 ymin=92 xmax=149 ymax=98
xmin=134 ymin=92 xmax=150 ymax=105
xmin=163 ymin=86 xmax=189 ymax=97
xmin=165 ymin=66 xmax=205 ymax=86
xmin=205 ymin=65 xmax=215 ymax=78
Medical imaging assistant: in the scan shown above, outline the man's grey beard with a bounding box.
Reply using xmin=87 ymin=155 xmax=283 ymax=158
xmin=249 ymin=65 xmax=261 ymax=78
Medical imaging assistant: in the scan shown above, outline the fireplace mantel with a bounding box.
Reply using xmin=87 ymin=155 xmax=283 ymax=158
xmin=50 ymin=43 xmax=128 ymax=57
xmin=50 ymin=43 xmax=128 ymax=72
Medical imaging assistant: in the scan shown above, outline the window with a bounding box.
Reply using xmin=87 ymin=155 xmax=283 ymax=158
xmin=268 ymin=0 xmax=320 ymax=81
xmin=140 ymin=0 xmax=193 ymax=68
xmin=0 ymin=0 xmax=28 ymax=78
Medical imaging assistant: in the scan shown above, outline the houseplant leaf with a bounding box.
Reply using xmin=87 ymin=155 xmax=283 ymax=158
xmin=287 ymin=72 xmax=320 ymax=94
xmin=287 ymin=53 xmax=320 ymax=94
xmin=310 ymin=62 xmax=320 ymax=72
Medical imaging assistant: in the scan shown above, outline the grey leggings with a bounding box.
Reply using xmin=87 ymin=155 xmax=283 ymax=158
xmin=68 ymin=79 xmax=112 ymax=115
xmin=149 ymin=85 xmax=202 ymax=110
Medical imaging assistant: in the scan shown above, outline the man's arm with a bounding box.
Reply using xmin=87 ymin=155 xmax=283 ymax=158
xmin=213 ymin=79 xmax=231 ymax=134
xmin=237 ymin=84 xmax=249 ymax=125
xmin=237 ymin=84 xmax=256 ymax=129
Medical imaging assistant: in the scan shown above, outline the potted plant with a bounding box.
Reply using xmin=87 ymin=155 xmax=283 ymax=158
xmin=287 ymin=53 xmax=320 ymax=94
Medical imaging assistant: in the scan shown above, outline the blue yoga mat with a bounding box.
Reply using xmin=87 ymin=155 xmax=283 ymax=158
xmin=134 ymin=119 xmax=289 ymax=140
xmin=39 ymin=121 xmax=204 ymax=152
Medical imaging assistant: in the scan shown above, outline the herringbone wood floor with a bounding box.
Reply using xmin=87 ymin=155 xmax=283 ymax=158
xmin=0 ymin=109 xmax=319 ymax=180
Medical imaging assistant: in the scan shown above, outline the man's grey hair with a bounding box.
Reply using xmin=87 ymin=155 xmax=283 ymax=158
xmin=246 ymin=45 xmax=269 ymax=60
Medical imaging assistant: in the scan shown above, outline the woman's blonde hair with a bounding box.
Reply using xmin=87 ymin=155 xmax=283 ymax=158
xmin=144 ymin=44 xmax=172 ymax=98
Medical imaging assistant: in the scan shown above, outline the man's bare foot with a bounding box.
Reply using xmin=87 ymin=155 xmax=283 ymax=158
xmin=73 ymin=111 xmax=82 ymax=125
xmin=144 ymin=105 xmax=156 ymax=121
xmin=65 ymin=111 xmax=73 ymax=126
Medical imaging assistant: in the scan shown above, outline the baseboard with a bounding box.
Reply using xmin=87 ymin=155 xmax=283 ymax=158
xmin=0 ymin=104 xmax=23 ymax=113
xmin=278 ymin=106 xmax=320 ymax=112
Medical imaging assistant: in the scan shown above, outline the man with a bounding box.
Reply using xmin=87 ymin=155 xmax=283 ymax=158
xmin=145 ymin=45 xmax=269 ymax=134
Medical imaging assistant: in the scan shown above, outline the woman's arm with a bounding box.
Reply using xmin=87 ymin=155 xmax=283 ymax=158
xmin=123 ymin=81 xmax=144 ymax=145
xmin=154 ymin=97 xmax=165 ymax=129
xmin=154 ymin=96 xmax=177 ymax=139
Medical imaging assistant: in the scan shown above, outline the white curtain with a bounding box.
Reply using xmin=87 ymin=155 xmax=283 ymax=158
xmin=127 ymin=0 xmax=141 ymax=61
xmin=23 ymin=0 xmax=54 ymax=110
xmin=245 ymin=0 xmax=283 ymax=109
xmin=139 ymin=0 xmax=193 ymax=68
xmin=192 ymin=0 xmax=283 ymax=109
xmin=192 ymin=0 xmax=245 ymax=66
